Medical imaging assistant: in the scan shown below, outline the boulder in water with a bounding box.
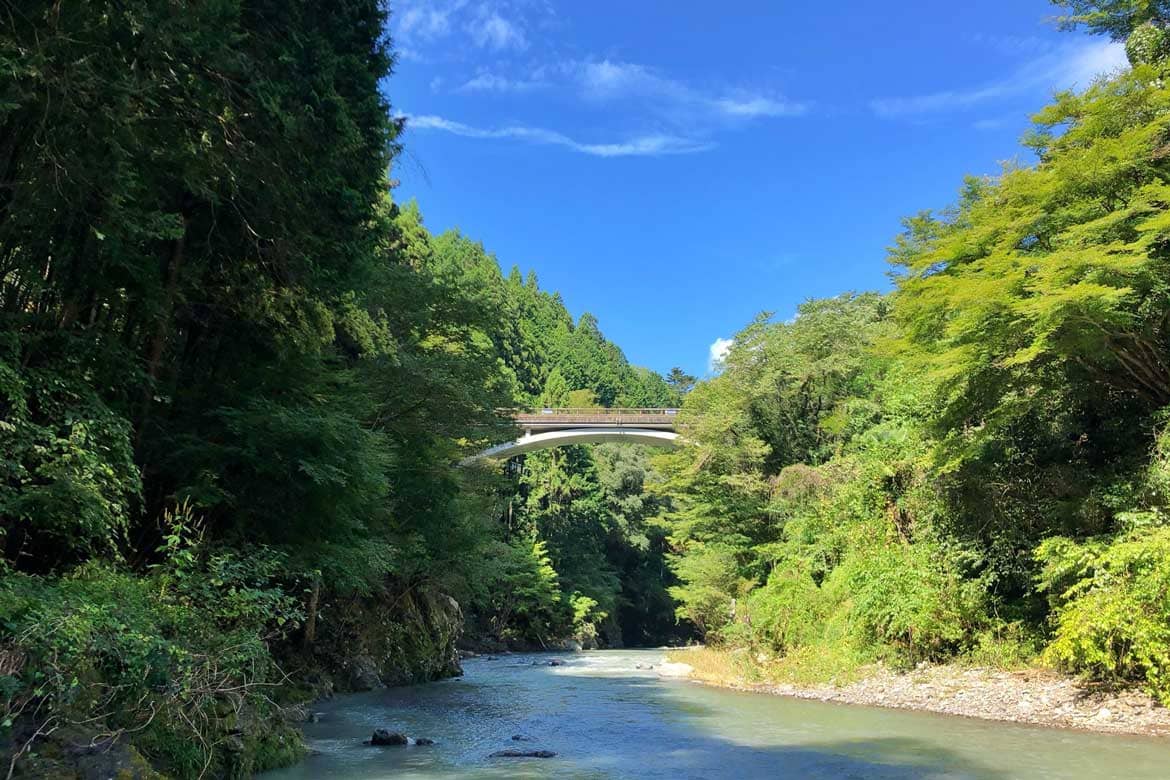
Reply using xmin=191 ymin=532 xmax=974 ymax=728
xmin=369 ymin=729 xmax=409 ymax=746
xmin=413 ymin=737 xmax=435 ymax=746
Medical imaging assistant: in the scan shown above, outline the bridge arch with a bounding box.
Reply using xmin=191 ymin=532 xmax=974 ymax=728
xmin=464 ymin=408 xmax=681 ymax=463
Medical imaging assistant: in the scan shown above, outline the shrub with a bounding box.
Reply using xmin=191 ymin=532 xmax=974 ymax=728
xmin=1037 ymin=528 xmax=1170 ymax=703
xmin=0 ymin=530 xmax=304 ymax=777
xmin=742 ymin=566 xmax=823 ymax=652
xmin=822 ymin=542 xmax=982 ymax=665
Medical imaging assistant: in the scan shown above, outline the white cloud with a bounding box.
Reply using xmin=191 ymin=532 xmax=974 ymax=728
xmin=457 ymin=71 xmax=545 ymax=93
xmin=394 ymin=1 xmax=534 ymax=54
xmin=871 ymin=40 xmax=1127 ymax=118
xmin=1062 ymin=39 xmax=1129 ymax=85
xmin=713 ymin=95 xmax=807 ymax=118
xmin=403 ymin=114 xmax=714 ymax=157
xmin=708 ymin=337 xmax=733 ymax=372
xmin=577 ymin=59 xmax=679 ymax=100
xmin=569 ymin=58 xmax=807 ymax=121
xmin=468 ymin=9 xmax=527 ymax=51
xmin=398 ymin=6 xmax=453 ymax=42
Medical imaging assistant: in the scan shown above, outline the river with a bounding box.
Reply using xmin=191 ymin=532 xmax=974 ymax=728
xmin=264 ymin=649 xmax=1170 ymax=779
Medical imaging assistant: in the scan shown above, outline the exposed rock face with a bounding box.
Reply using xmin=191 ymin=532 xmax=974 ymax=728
xmin=303 ymin=586 xmax=466 ymax=694
xmin=347 ymin=655 xmax=383 ymax=691
xmin=432 ymin=594 xmax=465 ymax=679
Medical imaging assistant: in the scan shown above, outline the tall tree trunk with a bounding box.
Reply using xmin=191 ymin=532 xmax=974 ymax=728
xmin=136 ymin=209 xmax=189 ymax=447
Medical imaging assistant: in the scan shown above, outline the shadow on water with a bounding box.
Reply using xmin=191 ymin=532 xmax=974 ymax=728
xmin=565 ymin=677 xmax=1008 ymax=780
xmin=265 ymin=652 xmax=1152 ymax=779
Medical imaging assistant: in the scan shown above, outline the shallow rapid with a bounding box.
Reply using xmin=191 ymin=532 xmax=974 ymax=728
xmin=263 ymin=649 xmax=1170 ymax=779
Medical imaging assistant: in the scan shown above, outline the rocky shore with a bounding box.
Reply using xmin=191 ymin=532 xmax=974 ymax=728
xmin=665 ymin=651 xmax=1170 ymax=737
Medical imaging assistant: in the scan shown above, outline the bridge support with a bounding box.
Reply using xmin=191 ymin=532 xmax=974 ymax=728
xmin=464 ymin=427 xmax=679 ymax=463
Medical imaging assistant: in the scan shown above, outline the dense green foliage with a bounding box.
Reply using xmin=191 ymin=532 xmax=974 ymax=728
xmin=656 ymin=8 xmax=1170 ymax=702
xmin=391 ymin=207 xmax=685 ymax=647
xmin=6 ymin=0 xmax=1170 ymax=774
xmin=1053 ymin=0 xmax=1170 ymax=39
xmin=0 ymin=4 xmax=680 ymax=773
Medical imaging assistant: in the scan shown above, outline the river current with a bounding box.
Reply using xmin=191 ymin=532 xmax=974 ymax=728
xmin=264 ymin=649 xmax=1170 ymax=779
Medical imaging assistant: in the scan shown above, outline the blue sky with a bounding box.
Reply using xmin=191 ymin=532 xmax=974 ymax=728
xmin=385 ymin=0 xmax=1127 ymax=378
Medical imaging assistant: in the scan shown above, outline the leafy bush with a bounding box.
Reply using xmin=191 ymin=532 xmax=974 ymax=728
xmin=473 ymin=539 xmax=566 ymax=645
xmin=0 ymin=335 xmax=141 ymax=567
xmin=668 ymin=543 xmax=750 ymax=637
xmin=822 ymin=542 xmax=983 ymax=664
xmin=569 ymin=593 xmax=603 ymax=646
xmin=741 ymin=566 xmax=823 ymax=652
xmin=1037 ymin=528 xmax=1170 ymax=703
xmin=0 ymin=527 xmax=304 ymax=778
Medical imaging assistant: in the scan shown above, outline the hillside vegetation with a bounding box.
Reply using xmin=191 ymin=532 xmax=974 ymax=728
xmin=3 ymin=1 xmax=1170 ymax=777
xmin=655 ymin=2 xmax=1170 ymax=704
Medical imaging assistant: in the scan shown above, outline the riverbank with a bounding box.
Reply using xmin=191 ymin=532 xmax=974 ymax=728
xmin=665 ymin=648 xmax=1170 ymax=737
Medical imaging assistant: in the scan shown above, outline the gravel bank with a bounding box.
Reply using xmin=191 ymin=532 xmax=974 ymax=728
xmin=668 ymin=657 xmax=1170 ymax=737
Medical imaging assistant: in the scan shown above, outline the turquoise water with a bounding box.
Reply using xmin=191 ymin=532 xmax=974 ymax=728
xmin=264 ymin=649 xmax=1170 ymax=779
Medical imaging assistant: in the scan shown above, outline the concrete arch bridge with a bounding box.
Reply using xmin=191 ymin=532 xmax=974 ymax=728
xmin=467 ymin=408 xmax=681 ymax=462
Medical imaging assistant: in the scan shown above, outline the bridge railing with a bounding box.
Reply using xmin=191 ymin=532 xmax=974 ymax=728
xmin=505 ymin=407 xmax=679 ymax=416
xmin=505 ymin=407 xmax=680 ymax=426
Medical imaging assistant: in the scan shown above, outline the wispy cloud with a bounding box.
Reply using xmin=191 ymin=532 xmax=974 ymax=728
xmin=714 ymin=95 xmax=806 ymax=118
xmin=708 ymin=337 xmax=733 ymax=372
xmin=398 ymin=6 xmax=454 ymax=43
xmin=570 ymin=58 xmax=807 ymax=120
xmin=468 ymin=7 xmax=527 ymax=51
xmin=871 ymin=40 xmax=1127 ymax=118
xmin=447 ymin=57 xmax=806 ymax=127
xmin=403 ymin=114 xmax=714 ymax=157
xmin=394 ymin=1 xmax=535 ymax=55
xmin=456 ymin=71 xmax=546 ymax=93
xmin=972 ymin=115 xmax=1015 ymax=131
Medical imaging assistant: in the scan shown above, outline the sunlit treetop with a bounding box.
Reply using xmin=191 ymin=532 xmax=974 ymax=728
xmin=1051 ymin=0 xmax=1170 ymax=39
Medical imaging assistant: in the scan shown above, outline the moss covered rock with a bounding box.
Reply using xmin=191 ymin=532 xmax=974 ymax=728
xmin=294 ymin=585 xmax=465 ymax=693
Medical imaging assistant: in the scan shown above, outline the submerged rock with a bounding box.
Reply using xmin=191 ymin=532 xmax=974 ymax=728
xmin=413 ymin=737 xmax=436 ymax=745
xmin=489 ymin=749 xmax=557 ymax=758
xmin=511 ymin=734 xmax=531 ymax=741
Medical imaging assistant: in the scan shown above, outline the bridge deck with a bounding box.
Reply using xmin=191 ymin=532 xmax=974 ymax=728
xmin=509 ymin=407 xmax=679 ymax=429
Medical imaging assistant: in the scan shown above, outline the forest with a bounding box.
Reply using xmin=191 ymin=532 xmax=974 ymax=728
xmin=2 ymin=0 xmax=1170 ymax=777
